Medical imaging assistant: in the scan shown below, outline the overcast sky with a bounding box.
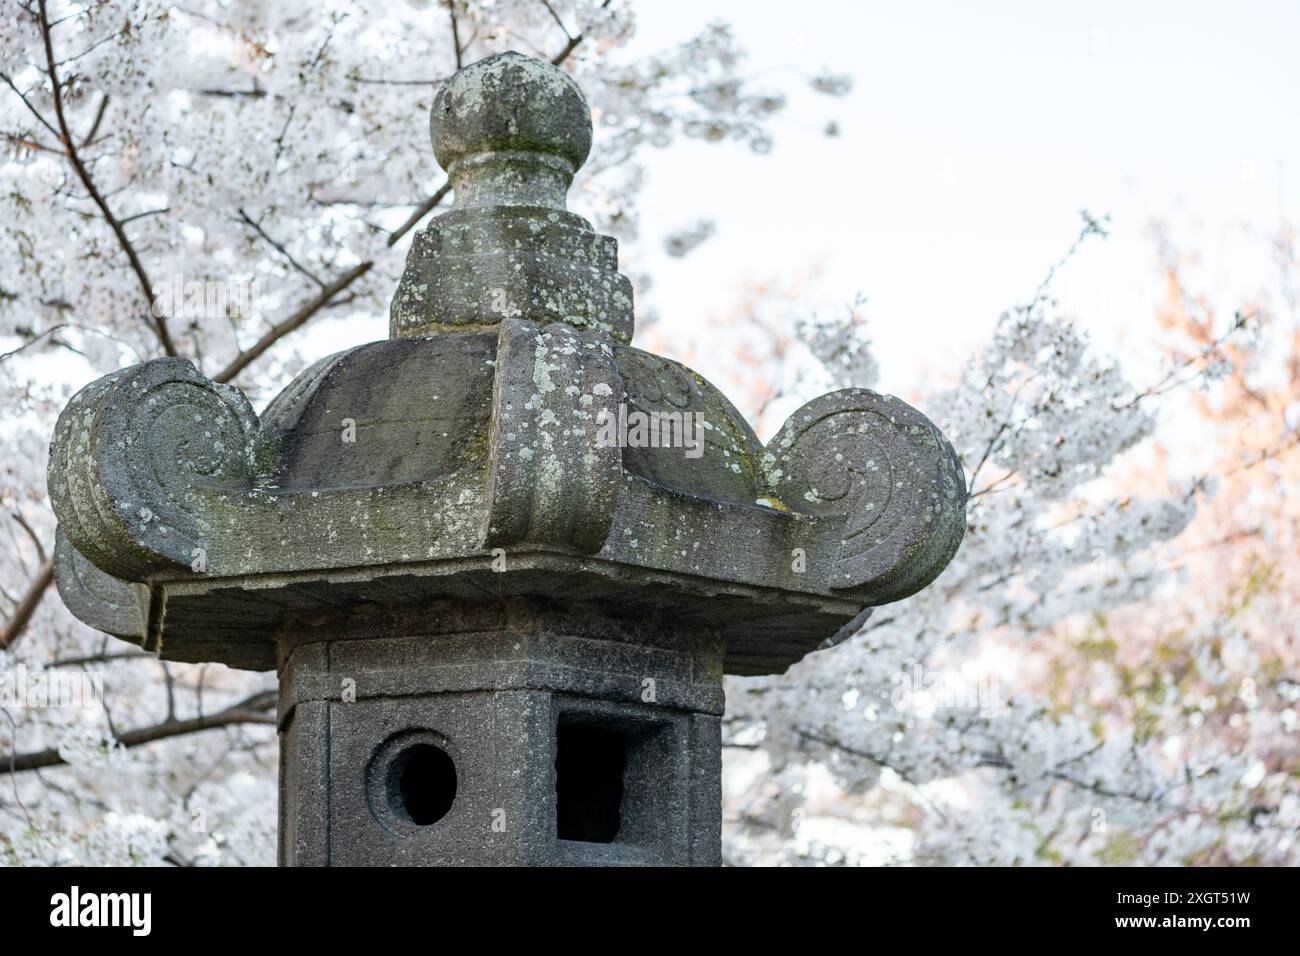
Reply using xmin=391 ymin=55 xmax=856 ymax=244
xmin=623 ymin=0 xmax=1300 ymax=396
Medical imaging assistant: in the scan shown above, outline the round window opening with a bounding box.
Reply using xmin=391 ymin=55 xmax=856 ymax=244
xmin=387 ymin=742 xmax=457 ymax=826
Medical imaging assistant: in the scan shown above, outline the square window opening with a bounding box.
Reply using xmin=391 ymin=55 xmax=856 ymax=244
xmin=555 ymin=723 xmax=627 ymax=843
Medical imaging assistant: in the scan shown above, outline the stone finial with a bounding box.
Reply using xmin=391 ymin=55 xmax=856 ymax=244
xmin=430 ymin=51 xmax=593 ymax=211
xmin=390 ymin=52 xmax=634 ymax=342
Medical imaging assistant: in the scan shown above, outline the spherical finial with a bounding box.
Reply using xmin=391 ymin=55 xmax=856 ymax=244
xmin=431 ymin=52 xmax=592 ymax=176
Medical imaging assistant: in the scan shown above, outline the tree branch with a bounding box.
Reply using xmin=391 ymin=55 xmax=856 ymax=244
xmin=46 ymin=650 xmax=152 ymax=668
xmin=2 ymin=130 xmax=61 ymax=154
xmin=10 ymin=513 xmax=47 ymax=564
xmin=540 ymin=1 xmax=573 ymax=41
xmin=448 ymin=0 xmax=464 ymax=70
xmin=213 ymin=182 xmax=452 ymax=384
xmin=0 ymin=70 xmax=61 ymax=140
xmin=0 ymin=558 xmax=54 ymax=650
xmin=2 ymin=691 xmax=277 ymax=775
xmin=551 ymin=0 xmax=611 ymax=65
xmin=238 ymin=208 xmax=325 ymax=288
xmin=213 ymin=261 xmax=372 ymax=384
xmin=80 ymin=92 xmax=109 ymax=148
xmin=132 ymin=0 xmax=610 ymax=383
xmin=36 ymin=0 xmax=178 ymax=356
xmin=1 ymin=2 xmax=612 ymax=660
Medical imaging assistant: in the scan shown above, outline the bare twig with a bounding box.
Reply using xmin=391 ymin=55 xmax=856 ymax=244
xmin=551 ymin=0 xmax=611 ymax=66
xmin=238 ymin=208 xmax=324 ymax=288
xmin=119 ymin=206 xmax=170 ymax=225
xmin=0 ymin=325 xmax=67 ymax=363
xmin=10 ymin=513 xmax=47 ymax=564
xmin=36 ymin=0 xmax=178 ymax=356
xmin=213 ymin=181 xmax=452 ymax=384
xmin=349 ymin=76 xmax=444 ymax=87
xmin=2 ymin=131 xmax=61 ymax=154
xmin=1117 ymin=309 xmax=1251 ymax=411
xmin=46 ymin=650 xmax=153 ymax=668
xmin=794 ymin=728 xmax=953 ymax=827
xmin=540 ymin=1 xmax=573 ymax=41
xmin=0 ymin=71 xmax=61 ymax=140
xmin=194 ymin=85 xmax=265 ymax=98
xmin=0 ymin=558 xmax=54 ymax=650
xmin=214 ymin=261 xmax=372 ymax=384
xmin=80 ymin=92 xmax=109 ymax=147
xmin=1 ymin=691 xmax=278 ymax=775
xmin=448 ymin=0 xmax=464 ymax=70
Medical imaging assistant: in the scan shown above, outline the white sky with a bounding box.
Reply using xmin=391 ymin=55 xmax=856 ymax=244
xmin=622 ymin=0 xmax=1300 ymax=396
xmin=19 ymin=1 xmax=1298 ymax=429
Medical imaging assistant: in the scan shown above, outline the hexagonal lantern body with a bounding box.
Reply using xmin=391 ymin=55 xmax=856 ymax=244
xmin=47 ymin=52 xmax=967 ymax=866
xmin=277 ymin=602 xmax=725 ymax=865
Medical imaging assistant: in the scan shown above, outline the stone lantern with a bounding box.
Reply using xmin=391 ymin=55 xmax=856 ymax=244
xmin=47 ymin=53 xmax=966 ymax=866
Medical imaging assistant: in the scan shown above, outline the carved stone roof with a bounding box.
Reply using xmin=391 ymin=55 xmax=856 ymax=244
xmin=47 ymin=53 xmax=967 ymax=675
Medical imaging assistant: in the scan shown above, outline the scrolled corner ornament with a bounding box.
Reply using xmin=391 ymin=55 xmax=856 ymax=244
xmin=48 ymin=357 xmax=262 ymax=580
xmin=52 ymin=529 xmax=147 ymax=642
xmin=763 ymin=388 xmax=967 ymax=603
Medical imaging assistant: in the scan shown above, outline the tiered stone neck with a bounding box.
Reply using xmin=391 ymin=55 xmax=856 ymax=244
xmin=389 ymin=52 xmax=634 ymax=343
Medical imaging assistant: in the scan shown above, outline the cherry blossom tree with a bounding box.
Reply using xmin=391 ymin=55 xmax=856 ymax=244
xmin=721 ymin=219 xmax=1300 ymax=865
xmin=0 ymin=0 xmax=833 ymax=865
xmin=3 ymin=0 xmax=1296 ymax=868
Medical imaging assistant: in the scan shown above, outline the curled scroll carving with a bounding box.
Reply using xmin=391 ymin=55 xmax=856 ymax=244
xmin=763 ymin=389 xmax=966 ymax=602
xmin=48 ymin=357 xmax=261 ymax=580
xmin=53 ymin=529 xmax=147 ymax=642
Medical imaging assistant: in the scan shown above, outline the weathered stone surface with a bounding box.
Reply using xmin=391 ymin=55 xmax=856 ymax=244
xmin=764 ymin=388 xmax=966 ymax=603
xmin=53 ymin=529 xmax=146 ymax=643
xmin=277 ymin=600 xmax=722 ymax=865
xmin=430 ymin=52 xmax=592 ymax=208
xmin=47 ymin=51 xmax=967 ymax=866
xmin=484 ymin=317 xmax=623 ymax=553
xmin=390 ymin=207 xmax=635 ymax=342
xmin=48 ymin=356 xmax=261 ymax=580
xmin=394 ymin=52 xmax=632 ymax=341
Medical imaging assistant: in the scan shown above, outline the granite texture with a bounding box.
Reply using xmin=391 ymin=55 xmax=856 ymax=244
xmin=47 ymin=52 xmax=967 ymax=866
xmin=277 ymin=601 xmax=722 ymax=865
